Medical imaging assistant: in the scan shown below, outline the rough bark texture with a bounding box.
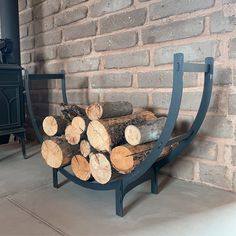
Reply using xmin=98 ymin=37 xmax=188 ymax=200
xmin=71 ymin=155 xmax=91 ymax=181
xmin=60 ymin=103 xmax=86 ymax=121
xmin=41 ymin=137 xmax=80 ymax=168
xmin=110 ymin=142 xmax=172 ymax=174
xmin=125 ymin=117 xmax=167 ymax=145
xmin=85 ymin=101 xmax=133 ymax=120
xmin=87 ymin=111 xmax=157 ymax=152
xmin=42 ymin=116 xmax=69 ymax=136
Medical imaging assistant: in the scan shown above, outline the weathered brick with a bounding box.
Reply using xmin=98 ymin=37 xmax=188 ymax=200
xmin=228 ymin=94 xmax=236 ymax=115
xmin=34 ymin=0 xmax=60 ymax=19
xmin=186 ymin=140 xmax=217 ymax=160
xmin=234 ymin=68 xmax=236 ymax=86
xmin=63 ymin=21 xmax=97 ymax=41
xmin=28 ymin=23 xmax=34 ymax=36
xmin=103 ymin=50 xmax=149 ymax=69
xmin=90 ymin=73 xmax=132 ymax=88
xmin=94 ymin=31 xmax=138 ymax=52
xmin=162 ymin=159 xmax=194 ymax=180
xmin=229 ymin=38 xmax=236 ymax=58
xmin=59 ymin=40 xmax=91 ymax=59
xmin=55 ymin=6 xmax=88 ymax=27
xmin=201 ymin=116 xmax=233 ymax=138
xmin=210 ymin=11 xmax=235 ymax=33
xmin=152 ymin=91 xmax=220 ymax=112
xmin=138 ymin=71 xmax=197 ymax=88
xmin=20 ymin=25 xmax=28 ymax=39
xmin=103 ymin=92 xmax=148 ymax=107
xmin=214 ymin=67 xmax=232 ymax=85
xmin=100 ymin=8 xmax=146 ymax=34
xmin=36 ymin=62 xmax=65 ymax=74
xmin=90 ymin=0 xmax=133 ymax=17
xmin=67 ymin=90 xmax=99 ymax=105
xmin=231 ymin=146 xmax=236 ymax=166
xmin=29 ymin=0 xmax=45 ymax=6
xmin=21 ymin=52 xmax=31 ymax=64
xmin=35 ymin=30 xmax=61 ymax=47
xmin=223 ymin=0 xmax=236 ymax=3
xmin=33 ymin=47 xmax=57 ymax=61
xmin=19 ymin=0 xmax=27 ymax=12
xmin=62 ymin=0 xmax=88 ymax=9
xmin=233 ymin=172 xmax=236 ymax=192
xmin=154 ymin=41 xmax=219 ymax=65
xmin=150 ymin=0 xmax=214 ymax=20
xmin=19 ymin=9 xmax=33 ymax=25
xmin=67 ymin=58 xmax=100 ymax=73
xmin=34 ymin=17 xmax=54 ymax=34
xmin=65 ymin=76 xmax=89 ymax=89
xmin=199 ymin=163 xmax=228 ymax=188
xmin=142 ymin=17 xmax=204 ymax=45
xmin=20 ymin=37 xmax=34 ymax=51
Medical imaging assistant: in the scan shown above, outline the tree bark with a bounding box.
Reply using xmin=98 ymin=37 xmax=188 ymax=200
xmin=71 ymin=155 xmax=91 ymax=181
xmin=110 ymin=142 xmax=172 ymax=174
xmin=42 ymin=116 xmax=69 ymax=137
xmin=60 ymin=103 xmax=86 ymax=121
xmin=85 ymin=101 xmax=133 ymax=121
xmin=87 ymin=111 xmax=157 ymax=152
xmin=125 ymin=117 xmax=167 ymax=146
xmin=41 ymin=137 xmax=80 ymax=168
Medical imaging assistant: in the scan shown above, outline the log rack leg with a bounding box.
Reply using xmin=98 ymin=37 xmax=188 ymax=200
xmin=53 ymin=168 xmax=59 ymax=188
xmin=115 ymin=181 xmax=124 ymax=217
xmin=151 ymin=166 xmax=158 ymax=194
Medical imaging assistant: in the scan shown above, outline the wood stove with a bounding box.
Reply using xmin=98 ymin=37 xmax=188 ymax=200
xmin=0 ymin=0 xmax=26 ymax=158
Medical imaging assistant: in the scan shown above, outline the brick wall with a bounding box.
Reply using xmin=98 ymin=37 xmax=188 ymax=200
xmin=19 ymin=0 xmax=236 ymax=192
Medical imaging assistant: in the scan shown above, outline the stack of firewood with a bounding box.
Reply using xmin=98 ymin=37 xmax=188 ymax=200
xmin=41 ymin=101 xmax=173 ymax=184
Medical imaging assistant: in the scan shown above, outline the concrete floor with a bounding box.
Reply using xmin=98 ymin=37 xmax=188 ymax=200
xmin=0 ymin=142 xmax=236 ymax=236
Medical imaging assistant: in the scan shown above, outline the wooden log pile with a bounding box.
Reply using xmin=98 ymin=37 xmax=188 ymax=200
xmin=41 ymin=101 xmax=174 ymax=184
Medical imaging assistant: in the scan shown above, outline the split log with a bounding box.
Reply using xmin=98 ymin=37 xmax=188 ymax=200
xmin=85 ymin=101 xmax=133 ymax=121
xmin=89 ymin=153 xmax=119 ymax=184
xmin=60 ymin=103 xmax=86 ymax=121
xmin=125 ymin=117 xmax=167 ymax=146
xmin=42 ymin=116 xmax=69 ymax=136
xmin=41 ymin=137 xmax=79 ymax=168
xmin=65 ymin=125 xmax=81 ymax=145
xmin=72 ymin=116 xmax=89 ymax=134
xmin=110 ymin=142 xmax=172 ymax=174
xmin=80 ymin=140 xmax=91 ymax=158
xmin=71 ymin=155 xmax=91 ymax=181
xmin=87 ymin=111 xmax=157 ymax=152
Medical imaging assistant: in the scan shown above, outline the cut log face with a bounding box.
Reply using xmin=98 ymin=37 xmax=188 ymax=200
xmin=42 ymin=116 xmax=68 ymax=136
xmin=85 ymin=101 xmax=133 ymax=120
xmin=80 ymin=140 xmax=91 ymax=157
xmin=110 ymin=142 xmax=172 ymax=174
xmin=72 ymin=116 xmax=88 ymax=134
xmin=89 ymin=153 xmax=112 ymax=184
xmin=71 ymin=155 xmax=91 ymax=181
xmin=87 ymin=111 xmax=157 ymax=152
xmin=65 ymin=125 xmax=81 ymax=145
xmin=41 ymin=138 xmax=79 ymax=168
xmin=125 ymin=117 xmax=167 ymax=146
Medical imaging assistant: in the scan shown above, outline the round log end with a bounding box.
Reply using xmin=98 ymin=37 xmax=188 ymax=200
xmin=110 ymin=146 xmax=134 ymax=174
xmin=80 ymin=140 xmax=91 ymax=157
xmin=87 ymin=121 xmax=111 ymax=152
xmin=42 ymin=116 xmax=58 ymax=136
xmin=71 ymin=155 xmax=91 ymax=181
xmin=125 ymin=125 xmax=141 ymax=146
xmin=89 ymin=153 xmax=112 ymax=184
xmin=72 ymin=116 xmax=86 ymax=134
xmin=41 ymin=140 xmax=63 ymax=168
xmin=85 ymin=103 xmax=103 ymax=120
xmin=65 ymin=125 xmax=81 ymax=145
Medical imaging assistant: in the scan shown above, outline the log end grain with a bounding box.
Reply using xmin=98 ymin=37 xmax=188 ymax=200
xmin=42 ymin=116 xmax=58 ymax=136
xmin=89 ymin=153 xmax=112 ymax=184
xmin=65 ymin=125 xmax=81 ymax=145
xmin=125 ymin=125 xmax=141 ymax=146
xmin=80 ymin=140 xmax=91 ymax=157
xmin=85 ymin=103 xmax=102 ymax=121
xmin=72 ymin=116 xmax=86 ymax=134
xmin=87 ymin=121 xmax=111 ymax=152
xmin=71 ymin=155 xmax=91 ymax=181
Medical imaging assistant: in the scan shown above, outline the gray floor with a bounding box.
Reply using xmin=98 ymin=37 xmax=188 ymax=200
xmin=0 ymin=142 xmax=236 ymax=236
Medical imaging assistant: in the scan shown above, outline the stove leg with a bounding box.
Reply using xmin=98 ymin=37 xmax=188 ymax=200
xmin=151 ymin=166 xmax=158 ymax=194
xmin=53 ymin=168 xmax=59 ymax=188
xmin=20 ymin=136 xmax=27 ymax=159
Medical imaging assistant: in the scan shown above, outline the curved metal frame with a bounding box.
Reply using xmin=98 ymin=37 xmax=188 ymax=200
xmin=24 ymin=70 xmax=68 ymax=143
xmin=25 ymin=53 xmax=214 ymax=217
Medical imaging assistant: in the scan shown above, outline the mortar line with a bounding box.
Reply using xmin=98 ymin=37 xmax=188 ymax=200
xmin=6 ymin=197 xmax=69 ymax=236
